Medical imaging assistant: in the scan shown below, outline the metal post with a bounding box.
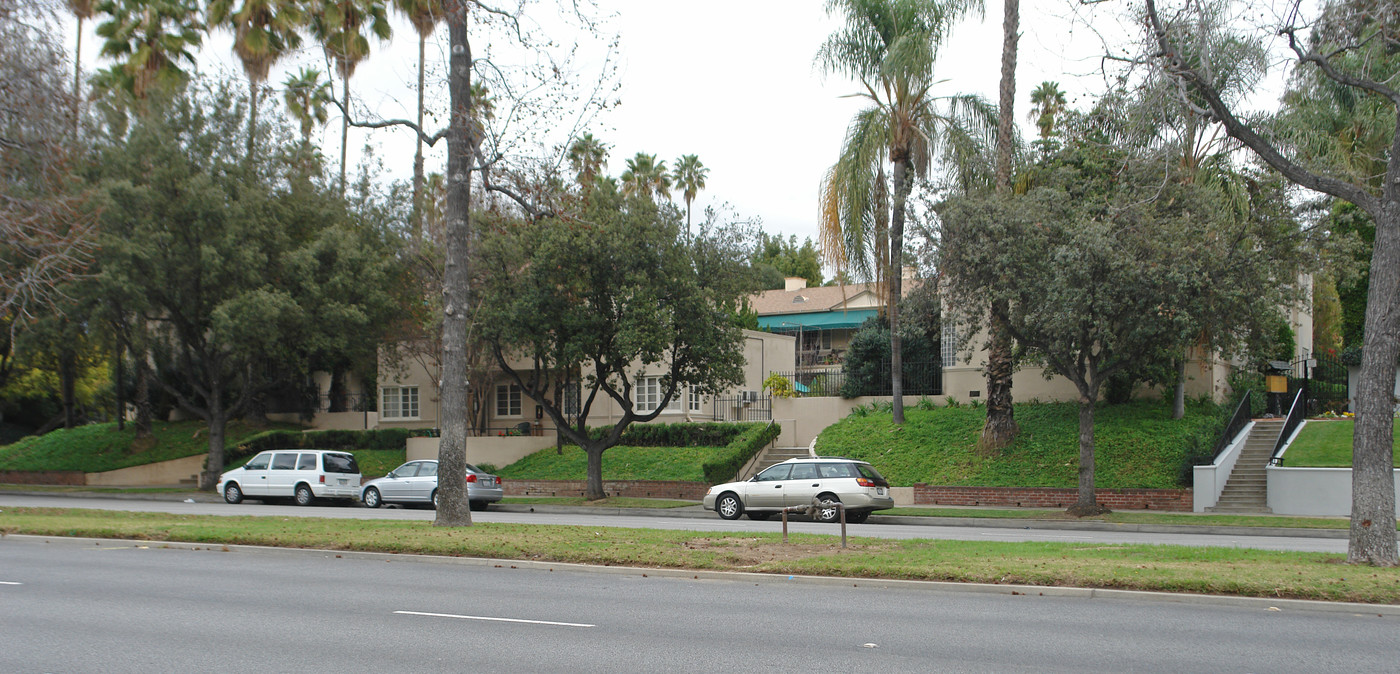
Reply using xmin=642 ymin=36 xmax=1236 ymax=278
xmin=839 ymin=503 xmax=846 ymax=549
xmin=781 ymin=508 xmax=788 ymax=543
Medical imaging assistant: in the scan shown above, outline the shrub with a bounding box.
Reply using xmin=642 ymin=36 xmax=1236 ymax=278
xmin=583 ymin=422 xmax=752 ymax=448
xmin=230 ymin=428 xmax=437 ymax=462
xmin=701 ymin=422 xmax=781 ymax=484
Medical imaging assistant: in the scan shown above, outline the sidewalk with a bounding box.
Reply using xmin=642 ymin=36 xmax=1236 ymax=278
xmin=0 ymin=486 xmax=1350 ymax=539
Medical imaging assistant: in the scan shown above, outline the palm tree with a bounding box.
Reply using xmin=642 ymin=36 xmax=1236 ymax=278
xmin=817 ymin=0 xmax=991 ymax=424
xmin=983 ymin=0 xmax=1021 ymax=451
xmin=1027 ymin=80 xmax=1066 ymax=146
xmin=392 ymin=0 xmax=443 ymax=243
xmin=620 ymin=152 xmax=670 ymax=200
xmin=282 ymin=67 xmax=333 ymax=144
xmin=671 ymin=154 xmax=709 ymax=238
xmin=567 ymin=133 xmax=610 ymax=188
xmin=67 ymin=0 xmax=96 ymax=130
xmin=308 ymin=0 xmax=392 ymax=193
xmin=207 ymin=0 xmax=305 ymax=160
xmin=94 ymin=0 xmax=205 ymax=100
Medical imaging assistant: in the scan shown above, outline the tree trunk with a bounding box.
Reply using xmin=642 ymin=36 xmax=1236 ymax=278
xmin=584 ymin=445 xmax=605 ymax=501
xmin=1067 ymin=393 xmax=1109 ymax=517
xmin=199 ymin=387 xmax=225 ymax=490
xmin=434 ymin=0 xmax=475 ymax=527
xmin=133 ymin=346 xmax=152 ymax=439
xmin=246 ymin=76 xmax=259 ymax=161
xmin=115 ymin=342 xmax=125 ymax=431
xmin=889 ymin=157 xmax=910 ymax=425
xmin=60 ymin=346 xmax=76 ymax=430
xmin=73 ymin=16 xmax=83 ymax=136
xmin=412 ymin=33 xmax=427 ymax=247
xmin=982 ymin=0 xmax=1020 ymax=450
xmin=1348 ymin=204 xmax=1400 ymax=566
xmin=340 ymin=75 xmax=350 ymax=195
xmin=1172 ymin=356 xmax=1187 ymax=420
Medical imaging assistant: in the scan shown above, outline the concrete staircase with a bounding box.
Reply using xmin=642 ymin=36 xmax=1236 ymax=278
xmin=1207 ymin=419 xmax=1284 ymax=513
xmin=738 ymin=446 xmax=810 ymax=480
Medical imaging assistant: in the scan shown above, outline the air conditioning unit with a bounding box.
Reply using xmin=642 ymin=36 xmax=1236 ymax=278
xmin=740 ymin=390 xmax=759 ymax=403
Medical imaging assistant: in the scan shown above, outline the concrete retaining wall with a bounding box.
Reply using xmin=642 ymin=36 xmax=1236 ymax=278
xmin=0 ymin=470 xmax=86 ymax=485
xmin=406 ymin=435 xmax=555 ymax=468
xmin=1267 ymin=466 xmax=1400 ymax=517
xmin=912 ymin=484 xmax=1193 ymax=511
xmin=503 ymin=479 xmax=710 ymax=500
xmin=85 ymin=454 xmax=206 ymax=487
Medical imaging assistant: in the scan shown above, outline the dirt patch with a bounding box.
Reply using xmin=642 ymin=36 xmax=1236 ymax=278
xmin=680 ymin=537 xmax=886 ymax=566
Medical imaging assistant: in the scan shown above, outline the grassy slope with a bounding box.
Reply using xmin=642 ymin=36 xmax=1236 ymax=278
xmin=1282 ymin=420 xmax=1400 ymax=468
xmin=499 ymin=445 xmax=726 ymax=482
xmin=816 ymin=400 xmax=1222 ymax=489
xmin=0 ymin=420 xmax=301 ymax=473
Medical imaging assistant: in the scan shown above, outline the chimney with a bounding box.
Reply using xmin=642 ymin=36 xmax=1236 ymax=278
xmin=784 ymin=277 xmax=808 ymax=291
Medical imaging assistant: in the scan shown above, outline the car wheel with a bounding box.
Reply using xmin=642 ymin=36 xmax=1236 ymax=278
xmin=431 ymin=490 xmax=439 ymax=510
xmin=746 ymin=512 xmax=771 ymax=521
xmin=363 ymin=487 xmax=382 ymax=508
xmin=222 ymin=483 xmax=243 ymax=504
xmin=846 ymin=510 xmax=870 ymax=524
xmin=294 ymin=484 xmax=315 ymax=507
xmin=815 ymin=494 xmax=841 ymax=523
xmin=716 ymin=492 xmax=743 ymax=520
xmin=469 ymin=500 xmax=487 ymax=512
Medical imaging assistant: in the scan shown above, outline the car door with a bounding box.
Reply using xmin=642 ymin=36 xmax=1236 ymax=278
xmin=404 ymin=461 xmax=438 ymax=502
xmin=745 ymin=463 xmax=792 ymax=508
xmin=782 ymin=462 xmax=824 ymax=508
xmin=265 ymin=452 xmax=300 ymax=497
xmin=239 ymin=453 xmax=272 ymax=496
xmin=381 ymin=462 xmax=419 ymax=502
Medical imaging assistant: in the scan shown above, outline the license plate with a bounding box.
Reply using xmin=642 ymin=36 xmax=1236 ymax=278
xmin=338 ymin=479 xmax=347 ymax=485
xmin=877 ymin=488 xmax=885 ymax=495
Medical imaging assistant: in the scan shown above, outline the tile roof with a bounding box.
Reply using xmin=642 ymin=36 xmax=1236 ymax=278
xmin=749 ymin=282 xmax=882 ymax=316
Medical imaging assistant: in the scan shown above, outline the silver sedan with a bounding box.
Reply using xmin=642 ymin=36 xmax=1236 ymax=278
xmin=360 ymin=460 xmax=503 ymax=511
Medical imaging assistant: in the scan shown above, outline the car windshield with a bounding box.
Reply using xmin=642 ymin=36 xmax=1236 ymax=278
xmin=323 ymin=453 xmax=359 ymax=474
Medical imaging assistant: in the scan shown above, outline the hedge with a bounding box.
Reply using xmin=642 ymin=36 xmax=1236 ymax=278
xmin=701 ymin=422 xmax=781 ymax=484
xmin=229 ymin=428 xmax=437 ymax=462
xmin=584 ymin=422 xmax=755 ymax=448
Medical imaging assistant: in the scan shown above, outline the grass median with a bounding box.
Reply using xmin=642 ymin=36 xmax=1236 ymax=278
xmin=3 ymin=506 xmax=1398 ymax=604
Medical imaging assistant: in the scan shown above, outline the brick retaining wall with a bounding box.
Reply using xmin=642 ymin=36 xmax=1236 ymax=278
xmin=504 ymin=479 xmax=709 ymax=501
xmin=0 ymin=471 xmax=86 ymax=486
xmin=913 ymin=484 xmax=1193 ymax=511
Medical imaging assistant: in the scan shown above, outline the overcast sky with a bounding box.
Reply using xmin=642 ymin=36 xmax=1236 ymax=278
xmin=65 ymin=1 xmax=1289 ymax=247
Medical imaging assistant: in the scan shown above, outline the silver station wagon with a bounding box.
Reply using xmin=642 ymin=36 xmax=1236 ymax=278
xmin=703 ymin=457 xmax=894 ymax=523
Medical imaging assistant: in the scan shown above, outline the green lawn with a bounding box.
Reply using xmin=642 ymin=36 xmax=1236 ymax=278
xmin=0 ymin=420 xmax=301 ymax=473
xmin=499 ymin=444 xmax=728 ymax=482
xmin=816 ymin=400 xmax=1223 ymax=488
xmin=1282 ymin=420 xmax=1400 ymax=468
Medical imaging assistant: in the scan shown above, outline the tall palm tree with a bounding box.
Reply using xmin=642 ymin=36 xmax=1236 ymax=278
xmin=671 ymin=154 xmax=709 ymax=238
xmin=392 ymin=0 xmax=443 ymax=243
xmin=206 ymin=0 xmax=305 ymax=160
xmin=567 ymin=133 xmax=609 ymax=188
xmin=309 ymin=0 xmax=392 ymax=193
xmin=1027 ymin=80 xmax=1066 ymax=145
xmin=619 ymin=152 xmax=670 ymax=200
xmin=282 ymin=66 xmax=333 ymax=144
xmin=94 ymin=0 xmax=205 ymax=100
xmin=67 ymin=0 xmax=97 ymax=130
xmin=817 ymin=0 xmax=991 ymax=424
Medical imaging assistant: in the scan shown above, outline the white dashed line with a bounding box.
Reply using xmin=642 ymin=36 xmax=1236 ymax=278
xmin=0 ymin=581 xmax=22 ymax=585
xmin=394 ymin=610 xmax=594 ymax=628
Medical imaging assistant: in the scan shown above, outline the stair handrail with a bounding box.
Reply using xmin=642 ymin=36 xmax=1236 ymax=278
xmin=1269 ymin=389 xmax=1306 ymax=466
xmin=1211 ymin=390 xmax=1253 ymax=464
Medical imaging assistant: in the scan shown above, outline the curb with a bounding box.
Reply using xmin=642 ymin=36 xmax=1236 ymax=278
xmin=10 ymin=534 xmax=1396 ymax=616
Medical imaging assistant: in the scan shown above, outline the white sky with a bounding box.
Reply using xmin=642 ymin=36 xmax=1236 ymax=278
xmin=63 ymin=1 xmax=1292 ymax=247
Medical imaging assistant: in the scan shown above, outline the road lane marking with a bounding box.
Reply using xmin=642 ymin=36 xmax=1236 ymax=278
xmin=394 ymin=610 xmax=594 ymax=628
xmin=0 ymin=581 xmax=21 ymax=585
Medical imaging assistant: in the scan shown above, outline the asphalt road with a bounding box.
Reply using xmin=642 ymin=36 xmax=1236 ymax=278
xmin=0 ymin=536 xmax=1394 ymax=673
xmin=0 ymin=493 xmax=1352 ymax=553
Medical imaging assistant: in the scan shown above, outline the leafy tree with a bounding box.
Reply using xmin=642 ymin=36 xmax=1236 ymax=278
xmin=817 ymin=0 xmax=991 ymax=425
xmin=619 ymin=152 xmax=670 ymax=201
xmin=839 ymin=319 xmax=937 ymax=398
xmin=89 ymin=82 xmax=402 ymax=488
xmin=939 ymin=137 xmax=1307 ymax=516
xmin=752 ymin=233 xmax=823 ymax=289
xmin=474 ymin=184 xmax=759 ymax=500
xmin=1144 ymin=0 xmax=1400 ymax=566
xmin=206 ymin=0 xmax=305 ymax=160
xmin=93 ymin=0 xmax=204 ymax=100
xmin=671 ymin=153 xmax=708 ymax=238
xmin=308 ymin=0 xmax=392 ymax=193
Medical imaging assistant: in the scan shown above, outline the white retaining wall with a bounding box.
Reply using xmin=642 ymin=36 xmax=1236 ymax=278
xmin=1267 ymin=466 xmax=1400 ymax=517
xmin=1192 ymin=421 xmax=1254 ymax=512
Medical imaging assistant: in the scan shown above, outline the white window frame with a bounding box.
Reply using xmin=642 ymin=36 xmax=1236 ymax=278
xmin=941 ymin=321 xmax=959 ymax=368
xmin=495 ymin=384 xmax=522 ymax=417
xmin=688 ymin=386 xmax=702 ymax=413
xmin=381 ymin=386 xmax=420 ymax=420
xmin=635 ymin=376 xmax=662 ymax=413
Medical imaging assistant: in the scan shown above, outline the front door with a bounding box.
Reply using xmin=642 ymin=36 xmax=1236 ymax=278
xmin=381 ymin=462 xmax=420 ymax=501
xmin=746 ymin=463 xmax=792 ymax=508
xmin=239 ymin=453 xmax=272 ymax=496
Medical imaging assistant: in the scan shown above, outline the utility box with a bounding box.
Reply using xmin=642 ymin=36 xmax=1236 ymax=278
xmin=1266 ymin=375 xmax=1288 ymax=393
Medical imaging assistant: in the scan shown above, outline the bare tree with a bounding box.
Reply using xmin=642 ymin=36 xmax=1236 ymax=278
xmin=1144 ymin=0 xmax=1397 ymax=566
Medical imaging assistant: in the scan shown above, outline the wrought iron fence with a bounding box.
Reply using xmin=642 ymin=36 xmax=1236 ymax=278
xmin=710 ymin=394 xmax=773 ymax=422
xmin=767 ymin=368 xmax=846 ymax=397
xmin=770 ymin=360 xmax=942 ymax=398
xmin=1286 ymin=351 xmax=1349 ymax=416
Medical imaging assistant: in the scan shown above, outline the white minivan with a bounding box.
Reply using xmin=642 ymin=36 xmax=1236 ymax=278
xmin=217 ymin=450 xmax=362 ymax=506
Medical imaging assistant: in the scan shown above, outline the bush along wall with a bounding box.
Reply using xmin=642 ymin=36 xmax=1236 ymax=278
xmin=583 ymin=422 xmax=756 ymax=448
xmin=702 ymin=422 xmax=781 ymax=484
xmin=230 ymin=428 xmax=437 ymax=462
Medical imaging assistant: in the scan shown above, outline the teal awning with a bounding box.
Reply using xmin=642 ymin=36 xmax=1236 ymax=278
xmin=758 ymin=309 xmax=878 ymax=332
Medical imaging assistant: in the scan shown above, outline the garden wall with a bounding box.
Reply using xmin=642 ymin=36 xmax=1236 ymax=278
xmin=913 ymin=484 xmax=1193 ymax=511
xmin=504 ymin=479 xmax=709 ymax=501
xmin=0 ymin=471 xmax=85 ymax=485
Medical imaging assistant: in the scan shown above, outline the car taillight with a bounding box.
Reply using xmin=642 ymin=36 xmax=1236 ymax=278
xmin=466 ymin=474 xmax=477 ymax=483
xmin=856 ymin=477 xmax=875 ymax=487
xmin=319 ymin=475 xmax=326 ymax=483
